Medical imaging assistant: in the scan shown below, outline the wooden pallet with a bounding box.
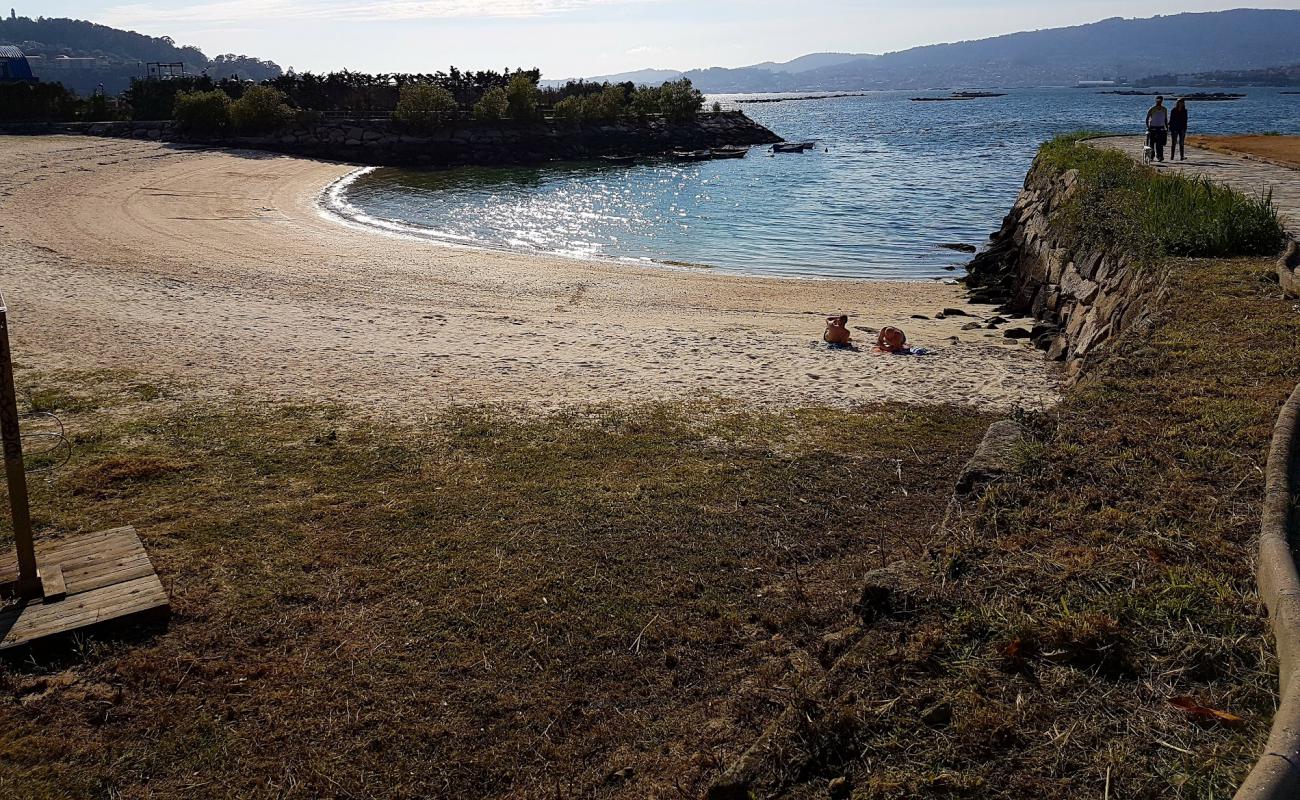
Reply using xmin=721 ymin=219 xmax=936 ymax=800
xmin=0 ymin=526 xmax=169 ymax=651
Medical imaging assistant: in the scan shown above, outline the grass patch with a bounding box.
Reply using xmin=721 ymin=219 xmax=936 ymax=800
xmin=0 ymin=377 xmax=989 ymax=799
xmin=1038 ymin=133 xmax=1286 ymax=264
xmin=749 ymin=256 xmax=1292 ymax=798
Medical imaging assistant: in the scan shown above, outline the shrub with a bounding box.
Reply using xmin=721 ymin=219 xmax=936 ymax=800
xmin=553 ymin=95 xmax=583 ymax=124
xmin=552 ymin=84 xmax=625 ymax=125
xmin=82 ymin=93 xmax=120 ymax=122
xmin=173 ymin=89 xmax=232 ymax=136
xmin=0 ymin=81 xmax=77 ymax=122
xmin=628 ymin=85 xmax=660 ymax=119
xmin=394 ymin=84 xmax=459 ymax=131
xmin=711 ymin=101 xmax=722 ymax=113
xmin=230 ymin=85 xmax=295 ymax=134
xmin=1039 ymin=133 xmax=1286 ymax=262
xmin=125 ymin=75 xmax=215 ymax=121
xmin=656 ymin=78 xmax=705 ymax=121
xmin=473 ymin=86 xmax=508 ymax=121
xmin=505 ymin=73 xmax=540 ymax=122
xmin=585 ymin=84 xmax=626 ymax=121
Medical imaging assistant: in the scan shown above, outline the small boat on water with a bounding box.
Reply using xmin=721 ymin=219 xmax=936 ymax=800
xmin=600 ymin=154 xmax=637 ymax=166
xmin=671 ymin=149 xmax=713 ymax=162
xmin=772 ymin=141 xmax=815 ymax=153
xmin=709 ymin=145 xmax=749 ymax=159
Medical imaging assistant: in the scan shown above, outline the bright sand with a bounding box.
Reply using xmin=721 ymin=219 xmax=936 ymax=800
xmin=0 ymin=136 xmax=1055 ymax=413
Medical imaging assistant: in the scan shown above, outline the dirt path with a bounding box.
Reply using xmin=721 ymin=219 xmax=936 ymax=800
xmin=1189 ymin=134 xmax=1300 ymax=170
xmin=0 ymin=136 xmax=1055 ymax=413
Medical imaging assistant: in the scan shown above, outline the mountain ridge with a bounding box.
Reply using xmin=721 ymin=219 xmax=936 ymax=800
xmin=561 ymin=9 xmax=1300 ymax=92
xmin=0 ymin=15 xmax=282 ymax=95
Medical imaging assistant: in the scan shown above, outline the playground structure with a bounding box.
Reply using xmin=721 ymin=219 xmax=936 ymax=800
xmin=145 ymin=61 xmax=186 ymax=80
xmin=0 ymin=294 xmax=168 ymax=650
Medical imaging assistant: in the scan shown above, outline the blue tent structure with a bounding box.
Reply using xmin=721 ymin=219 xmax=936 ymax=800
xmin=0 ymin=45 xmax=35 ymax=82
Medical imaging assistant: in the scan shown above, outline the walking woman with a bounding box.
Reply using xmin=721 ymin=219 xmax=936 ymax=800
xmin=1169 ymin=98 xmax=1188 ymax=161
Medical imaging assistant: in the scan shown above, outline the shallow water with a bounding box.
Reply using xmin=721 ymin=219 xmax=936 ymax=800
xmin=336 ymin=87 xmax=1300 ymax=280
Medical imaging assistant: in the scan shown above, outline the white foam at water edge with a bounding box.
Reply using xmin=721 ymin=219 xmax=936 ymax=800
xmin=314 ymin=167 xmax=879 ymax=283
xmin=318 ymin=167 xmax=479 ymax=247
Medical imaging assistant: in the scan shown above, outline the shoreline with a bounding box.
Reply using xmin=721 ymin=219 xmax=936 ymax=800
xmin=0 ymin=135 xmax=1057 ymax=414
xmin=319 ymin=165 xmax=968 ymax=285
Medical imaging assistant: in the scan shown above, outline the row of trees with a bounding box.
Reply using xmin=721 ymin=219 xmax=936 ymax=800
xmin=1 ymin=69 xmax=710 ymax=128
xmin=173 ymin=85 xmax=296 ymax=136
xmin=392 ymin=75 xmax=707 ymax=130
xmin=0 ymin=81 xmax=116 ymax=122
xmin=263 ymin=69 xmax=705 ymax=121
xmin=552 ymin=80 xmax=708 ymax=123
xmin=266 ymin=68 xmax=534 ymax=114
xmin=172 ymin=73 xmax=707 ymax=135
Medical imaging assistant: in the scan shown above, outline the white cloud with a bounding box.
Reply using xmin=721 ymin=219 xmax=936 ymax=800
xmin=624 ymin=44 xmax=673 ymax=57
xmin=102 ymin=0 xmax=645 ymax=26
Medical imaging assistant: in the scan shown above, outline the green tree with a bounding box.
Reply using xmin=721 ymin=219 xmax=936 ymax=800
xmin=82 ymin=92 xmax=119 ymax=122
xmin=553 ymin=95 xmax=583 ymax=124
xmin=628 ymin=84 xmax=661 ymax=119
xmin=473 ymin=86 xmax=508 ymax=121
xmin=173 ymin=88 xmax=231 ymax=135
xmin=394 ymin=83 xmax=458 ymax=131
xmin=584 ymin=84 xmax=626 ymax=121
xmin=230 ymin=85 xmax=294 ymax=134
xmin=504 ymin=73 xmax=539 ymax=122
xmin=657 ymin=78 xmax=704 ymax=121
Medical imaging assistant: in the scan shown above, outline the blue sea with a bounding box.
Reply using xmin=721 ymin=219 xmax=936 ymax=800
xmin=332 ymin=87 xmax=1300 ymax=280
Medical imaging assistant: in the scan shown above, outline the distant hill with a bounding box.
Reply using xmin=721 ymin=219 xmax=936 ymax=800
xmin=553 ymin=52 xmax=879 ymax=90
xmin=0 ymin=15 xmax=281 ymax=95
xmin=572 ymin=68 xmax=684 ymax=86
xmin=567 ymin=9 xmax=1300 ymax=92
xmin=747 ymin=52 xmax=876 ymax=74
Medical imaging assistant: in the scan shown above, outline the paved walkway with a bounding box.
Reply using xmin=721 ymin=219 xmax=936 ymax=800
xmin=1091 ymin=135 xmax=1300 ymax=232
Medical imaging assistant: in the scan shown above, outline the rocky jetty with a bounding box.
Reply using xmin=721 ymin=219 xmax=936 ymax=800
xmin=34 ymin=112 xmax=782 ymax=168
xmin=964 ymin=158 xmax=1164 ymax=381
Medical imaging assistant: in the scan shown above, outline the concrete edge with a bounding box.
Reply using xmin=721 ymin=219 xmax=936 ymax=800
xmin=1235 ymin=381 xmax=1300 ymax=799
xmin=954 ymin=419 xmax=1028 ymax=497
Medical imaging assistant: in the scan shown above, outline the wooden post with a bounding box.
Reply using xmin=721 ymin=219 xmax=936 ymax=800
xmin=0 ymin=296 xmax=40 ymax=598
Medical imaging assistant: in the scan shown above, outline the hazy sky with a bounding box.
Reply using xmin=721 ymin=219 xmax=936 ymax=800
xmin=20 ymin=1 xmax=1300 ymax=77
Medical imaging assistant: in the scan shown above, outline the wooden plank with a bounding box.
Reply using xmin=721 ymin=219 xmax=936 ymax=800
xmin=0 ymin=575 xmax=167 ymax=647
xmin=59 ymin=551 xmax=151 ymax=581
xmin=0 ymin=526 xmax=137 ymax=567
xmin=0 ymin=527 xmax=126 ymax=565
xmin=36 ymin=529 xmax=136 ymax=564
xmin=64 ymin=562 xmax=158 ymax=597
xmin=1 ymin=527 xmax=147 ymax=577
xmin=39 ymin=565 xmax=66 ymax=601
xmin=0 ymin=526 xmax=168 ymax=651
xmin=0 ymin=529 xmax=128 ymax=581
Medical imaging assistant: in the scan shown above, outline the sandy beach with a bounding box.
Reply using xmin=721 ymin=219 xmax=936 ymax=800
xmin=0 ymin=135 xmax=1054 ymax=412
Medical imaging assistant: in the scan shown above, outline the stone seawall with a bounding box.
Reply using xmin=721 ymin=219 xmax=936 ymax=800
xmin=12 ymin=112 xmax=782 ymax=168
xmin=964 ymin=157 xmax=1165 ymax=382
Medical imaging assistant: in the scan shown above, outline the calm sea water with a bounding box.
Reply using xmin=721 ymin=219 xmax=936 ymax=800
xmin=334 ymin=87 xmax=1300 ymax=280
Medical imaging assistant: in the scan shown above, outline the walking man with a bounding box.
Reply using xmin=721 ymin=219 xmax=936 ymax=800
xmin=1146 ymin=96 xmax=1169 ymax=163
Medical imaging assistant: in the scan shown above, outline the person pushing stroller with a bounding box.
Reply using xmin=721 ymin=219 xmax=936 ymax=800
xmin=1145 ymin=96 xmax=1170 ymax=163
